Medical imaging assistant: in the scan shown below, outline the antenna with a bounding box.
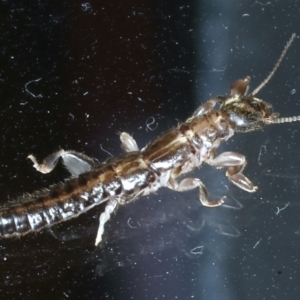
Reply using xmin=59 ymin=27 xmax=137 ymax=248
xmin=252 ymin=33 xmax=296 ymax=96
xmin=268 ymin=116 xmax=300 ymax=124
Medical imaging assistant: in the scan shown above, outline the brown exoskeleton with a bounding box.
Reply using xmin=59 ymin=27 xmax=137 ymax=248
xmin=0 ymin=34 xmax=299 ymax=246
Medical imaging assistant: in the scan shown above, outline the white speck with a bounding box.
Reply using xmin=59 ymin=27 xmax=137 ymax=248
xmin=81 ymin=3 xmax=91 ymax=11
xmin=190 ymin=246 xmax=204 ymax=255
xmin=24 ymin=78 xmax=43 ymax=98
xmin=146 ymin=116 xmax=158 ymax=131
xmin=253 ymin=238 xmax=262 ymax=249
xmin=100 ymin=144 xmax=113 ymax=157
xmin=127 ymin=218 xmax=140 ymax=228
xmin=275 ymin=202 xmax=290 ymax=215
xmin=251 ymin=0 xmax=271 ymax=6
xmin=257 ymin=145 xmax=267 ymax=166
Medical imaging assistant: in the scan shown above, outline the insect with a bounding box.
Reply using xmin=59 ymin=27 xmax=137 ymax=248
xmin=0 ymin=34 xmax=299 ymax=246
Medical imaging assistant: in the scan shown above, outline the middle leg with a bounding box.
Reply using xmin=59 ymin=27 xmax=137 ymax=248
xmin=207 ymin=151 xmax=257 ymax=192
xmin=167 ymin=176 xmax=225 ymax=207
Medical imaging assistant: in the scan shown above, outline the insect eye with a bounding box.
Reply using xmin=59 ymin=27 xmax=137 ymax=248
xmin=220 ymin=96 xmax=272 ymax=132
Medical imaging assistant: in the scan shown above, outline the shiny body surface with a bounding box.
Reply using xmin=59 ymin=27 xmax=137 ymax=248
xmin=0 ymin=108 xmax=237 ymax=244
xmin=0 ymin=34 xmax=298 ymax=246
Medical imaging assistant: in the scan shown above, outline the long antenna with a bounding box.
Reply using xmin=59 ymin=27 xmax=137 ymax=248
xmin=252 ymin=33 xmax=296 ymax=96
xmin=269 ymin=116 xmax=300 ymax=124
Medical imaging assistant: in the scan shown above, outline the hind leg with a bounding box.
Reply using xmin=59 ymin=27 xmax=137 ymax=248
xmin=28 ymin=150 xmax=97 ymax=176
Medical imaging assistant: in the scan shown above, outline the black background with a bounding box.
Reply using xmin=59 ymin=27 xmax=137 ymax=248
xmin=1 ymin=0 xmax=300 ymax=299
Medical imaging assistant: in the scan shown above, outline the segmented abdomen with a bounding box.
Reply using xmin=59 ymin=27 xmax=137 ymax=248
xmin=0 ymin=152 xmax=159 ymax=238
xmin=0 ymin=178 xmax=107 ymax=238
xmin=0 ymin=125 xmax=199 ymax=239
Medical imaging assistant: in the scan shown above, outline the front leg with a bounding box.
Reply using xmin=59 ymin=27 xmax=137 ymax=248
xmin=167 ymin=176 xmax=225 ymax=207
xmin=207 ymin=151 xmax=257 ymax=192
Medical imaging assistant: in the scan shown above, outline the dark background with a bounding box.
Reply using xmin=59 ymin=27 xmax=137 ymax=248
xmin=1 ymin=0 xmax=300 ymax=299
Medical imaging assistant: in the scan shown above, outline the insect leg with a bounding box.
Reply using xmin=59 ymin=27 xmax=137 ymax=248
xmin=168 ymin=176 xmax=225 ymax=207
xmin=27 ymin=150 xmax=97 ymax=176
xmin=191 ymin=97 xmax=226 ymax=118
xmin=120 ymin=132 xmax=139 ymax=152
xmin=207 ymin=151 xmax=257 ymax=192
xmin=95 ymin=199 xmax=118 ymax=246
